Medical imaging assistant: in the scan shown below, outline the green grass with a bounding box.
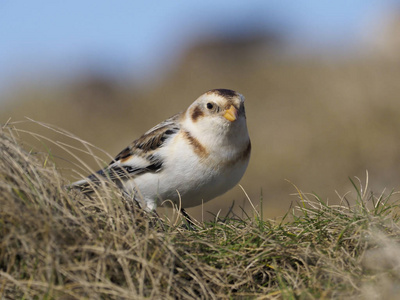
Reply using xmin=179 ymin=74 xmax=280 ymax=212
xmin=1 ymin=125 xmax=400 ymax=299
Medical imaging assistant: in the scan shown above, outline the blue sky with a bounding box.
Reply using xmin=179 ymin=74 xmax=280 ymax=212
xmin=0 ymin=0 xmax=397 ymax=93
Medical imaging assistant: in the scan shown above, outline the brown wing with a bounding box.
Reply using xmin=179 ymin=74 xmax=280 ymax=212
xmin=113 ymin=113 xmax=181 ymax=163
xmin=72 ymin=114 xmax=181 ymax=193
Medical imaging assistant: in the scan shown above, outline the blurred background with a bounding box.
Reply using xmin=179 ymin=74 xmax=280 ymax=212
xmin=1 ymin=1 xmax=400 ymax=220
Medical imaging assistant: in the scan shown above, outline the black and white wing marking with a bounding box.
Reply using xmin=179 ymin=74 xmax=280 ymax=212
xmin=72 ymin=114 xmax=181 ymax=192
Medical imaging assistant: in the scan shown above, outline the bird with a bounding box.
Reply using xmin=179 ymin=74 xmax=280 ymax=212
xmin=72 ymin=89 xmax=251 ymax=218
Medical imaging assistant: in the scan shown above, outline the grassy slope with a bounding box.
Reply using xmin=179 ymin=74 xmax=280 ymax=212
xmin=1 ymin=126 xmax=400 ymax=299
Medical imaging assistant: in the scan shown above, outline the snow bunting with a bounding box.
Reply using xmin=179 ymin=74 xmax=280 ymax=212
xmin=73 ymin=89 xmax=251 ymax=213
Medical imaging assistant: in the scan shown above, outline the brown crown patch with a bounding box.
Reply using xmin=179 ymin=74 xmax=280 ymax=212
xmin=208 ymin=89 xmax=238 ymax=99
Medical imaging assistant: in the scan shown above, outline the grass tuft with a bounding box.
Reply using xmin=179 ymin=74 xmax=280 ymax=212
xmin=1 ymin=124 xmax=400 ymax=299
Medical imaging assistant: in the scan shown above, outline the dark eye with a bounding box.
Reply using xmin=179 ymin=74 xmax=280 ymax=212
xmin=206 ymin=102 xmax=214 ymax=110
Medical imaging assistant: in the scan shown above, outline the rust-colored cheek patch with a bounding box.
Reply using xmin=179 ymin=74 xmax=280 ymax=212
xmin=191 ymin=106 xmax=204 ymax=122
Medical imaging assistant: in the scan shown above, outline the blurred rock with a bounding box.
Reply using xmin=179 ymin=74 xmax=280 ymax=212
xmin=363 ymin=9 xmax=400 ymax=62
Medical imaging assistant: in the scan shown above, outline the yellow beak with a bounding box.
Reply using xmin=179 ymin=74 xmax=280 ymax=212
xmin=223 ymin=105 xmax=238 ymax=122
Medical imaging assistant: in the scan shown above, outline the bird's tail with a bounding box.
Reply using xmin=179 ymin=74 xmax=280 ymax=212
xmin=70 ymin=177 xmax=96 ymax=194
xmin=69 ymin=169 xmax=120 ymax=194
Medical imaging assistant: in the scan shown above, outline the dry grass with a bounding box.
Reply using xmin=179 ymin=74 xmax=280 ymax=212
xmin=1 ymin=124 xmax=400 ymax=299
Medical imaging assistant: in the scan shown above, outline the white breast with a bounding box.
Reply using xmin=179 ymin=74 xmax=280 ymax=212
xmin=122 ymin=131 xmax=249 ymax=211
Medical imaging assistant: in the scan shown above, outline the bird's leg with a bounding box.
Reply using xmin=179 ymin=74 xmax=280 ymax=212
xmin=149 ymin=209 xmax=166 ymax=231
xmin=122 ymin=192 xmax=165 ymax=230
xmin=180 ymin=208 xmax=198 ymax=230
